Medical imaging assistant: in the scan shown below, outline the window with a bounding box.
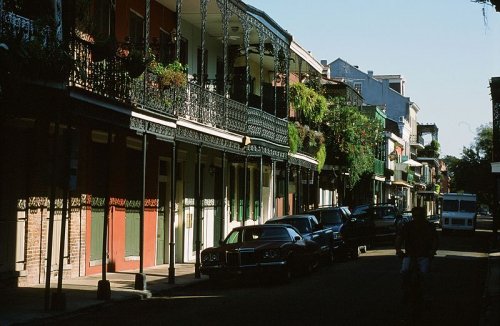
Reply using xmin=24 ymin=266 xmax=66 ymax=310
xmin=443 ymin=200 xmax=459 ymax=212
xmin=160 ymin=29 xmax=175 ymax=65
xmin=129 ymin=11 xmax=144 ymax=46
xmin=353 ymin=82 xmax=362 ymax=94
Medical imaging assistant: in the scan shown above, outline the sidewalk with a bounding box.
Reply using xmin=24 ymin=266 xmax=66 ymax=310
xmin=0 ymin=264 xmax=206 ymax=325
xmin=480 ymin=234 xmax=500 ymax=326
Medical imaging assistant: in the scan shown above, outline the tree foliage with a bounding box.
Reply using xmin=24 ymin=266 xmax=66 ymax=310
xmin=322 ymin=97 xmax=383 ymax=188
xmin=443 ymin=123 xmax=494 ymax=207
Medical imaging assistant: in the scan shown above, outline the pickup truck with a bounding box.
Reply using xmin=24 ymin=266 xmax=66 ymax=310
xmin=265 ymin=214 xmax=340 ymax=264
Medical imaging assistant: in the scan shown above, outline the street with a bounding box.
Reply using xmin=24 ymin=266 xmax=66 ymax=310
xmin=31 ymin=216 xmax=493 ymax=326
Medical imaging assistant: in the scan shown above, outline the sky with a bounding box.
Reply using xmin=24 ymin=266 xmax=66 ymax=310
xmin=245 ymin=0 xmax=500 ymax=157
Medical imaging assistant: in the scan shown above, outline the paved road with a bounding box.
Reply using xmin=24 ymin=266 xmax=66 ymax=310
xmin=29 ymin=216 xmax=492 ymax=326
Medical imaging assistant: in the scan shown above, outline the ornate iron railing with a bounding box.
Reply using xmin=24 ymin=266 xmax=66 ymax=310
xmin=0 ymin=10 xmax=35 ymax=41
xmin=71 ymin=38 xmax=131 ymax=103
xmin=248 ymin=107 xmax=288 ymax=146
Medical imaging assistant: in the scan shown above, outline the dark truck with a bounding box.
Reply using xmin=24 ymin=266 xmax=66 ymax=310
xmin=347 ymin=203 xmax=404 ymax=250
xmin=265 ymin=214 xmax=340 ymax=263
xmin=305 ymin=206 xmax=359 ymax=259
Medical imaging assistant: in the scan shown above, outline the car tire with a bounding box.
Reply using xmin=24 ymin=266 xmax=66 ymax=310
xmin=280 ymin=263 xmax=292 ymax=283
xmin=359 ymin=245 xmax=367 ymax=254
xmin=325 ymin=247 xmax=335 ymax=265
xmin=350 ymin=246 xmax=359 ymax=260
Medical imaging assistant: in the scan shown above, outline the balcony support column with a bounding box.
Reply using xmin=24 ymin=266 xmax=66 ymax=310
xmin=243 ymin=156 xmax=248 ymax=224
xmin=168 ymin=142 xmax=177 ymax=284
xmin=297 ymin=167 xmax=302 ymax=213
xmin=195 ymin=145 xmax=202 ymax=279
xmin=175 ymin=0 xmax=183 ymax=61
xmin=134 ymin=131 xmax=148 ymax=291
xmin=259 ymin=156 xmax=263 ymax=223
xmin=200 ymin=0 xmax=207 ymax=88
xmin=285 ymin=162 xmax=289 ymax=214
xmin=220 ymin=151 xmax=226 ymax=241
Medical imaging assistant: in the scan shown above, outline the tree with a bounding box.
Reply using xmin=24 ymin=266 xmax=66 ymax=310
xmin=322 ymin=97 xmax=383 ymax=188
xmin=444 ymin=123 xmax=494 ymax=208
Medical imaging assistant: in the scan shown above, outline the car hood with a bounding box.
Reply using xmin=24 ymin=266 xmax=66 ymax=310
xmin=324 ymin=224 xmax=342 ymax=232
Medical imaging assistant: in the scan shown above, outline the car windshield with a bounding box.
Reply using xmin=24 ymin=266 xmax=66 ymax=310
xmin=222 ymin=227 xmax=291 ymax=244
xmin=352 ymin=205 xmax=369 ymax=216
xmin=321 ymin=211 xmax=343 ymax=225
xmin=280 ymin=219 xmax=311 ymax=233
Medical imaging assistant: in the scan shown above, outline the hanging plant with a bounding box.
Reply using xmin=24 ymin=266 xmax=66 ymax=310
xmin=124 ymin=48 xmax=152 ymax=78
xmin=90 ymin=35 xmax=117 ymax=62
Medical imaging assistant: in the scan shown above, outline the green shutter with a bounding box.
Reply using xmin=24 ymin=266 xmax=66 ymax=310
xmin=125 ymin=209 xmax=140 ymax=256
xmin=90 ymin=208 xmax=104 ymax=261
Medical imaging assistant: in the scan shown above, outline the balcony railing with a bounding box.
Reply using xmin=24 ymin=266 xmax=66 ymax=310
xmin=0 ymin=11 xmax=35 ymax=41
xmin=248 ymin=107 xmax=288 ymax=146
xmin=70 ymin=38 xmax=276 ymax=137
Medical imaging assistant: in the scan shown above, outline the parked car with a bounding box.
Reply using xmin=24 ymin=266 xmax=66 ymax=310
xmin=428 ymin=214 xmax=441 ymax=228
xmin=200 ymin=224 xmax=321 ymax=282
xmin=304 ymin=206 xmax=359 ymax=260
xmin=265 ymin=214 xmax=336 ymax=263
xmin=348 ymin=203 xmax=403 ymax=249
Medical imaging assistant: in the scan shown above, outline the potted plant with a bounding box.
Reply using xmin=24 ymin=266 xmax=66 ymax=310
xmin=90 ymin=35 xmax=117 ymax=62
xmin=149 ymin=60 xmax=187 ymax=88
xmin=124 ymin=48 xmax=151 ymax=78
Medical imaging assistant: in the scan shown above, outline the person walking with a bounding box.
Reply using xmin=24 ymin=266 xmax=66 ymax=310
xmin=395 ymin=206 xmax=439 ymax=303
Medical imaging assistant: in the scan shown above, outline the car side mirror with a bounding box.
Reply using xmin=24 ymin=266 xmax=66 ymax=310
xmin=350 ymin=217 xmax=357 ymax=223
xmin=294 ymin=235 xmax=301 ymax=242
xmin=316 ymin=223 xmax=324 ymax=230
xmin=219 ymin=240 xmax=224 ymax=246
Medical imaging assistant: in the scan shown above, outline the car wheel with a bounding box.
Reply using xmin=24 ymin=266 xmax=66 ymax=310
xmin=280 ymin=263 xmax=292 ymax=283
xmin=325 ymin=247 xmax=335 ymax=265
xmin=359 ymin=245 xmax=367 ymax=254
xmin=350 ymin=246 xmax=359 ymax=260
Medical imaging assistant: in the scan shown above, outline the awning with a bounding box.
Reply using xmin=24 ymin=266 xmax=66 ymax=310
xmin=402 ymin=159 xmax=422 ymax=167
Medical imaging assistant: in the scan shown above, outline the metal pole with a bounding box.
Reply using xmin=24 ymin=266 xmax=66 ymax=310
xmin=168 ymin=142 xmax=176 ymax=284
xmin=259 ymin=156 xmax=263 ymax=224
xmin=297 ymin=167 xmax=302 ymax=213
xmin=44 ymin=120 xmax=60 ymax=311
xmin=272 ymin=160 xmax=276 ymax=217
xmin=221 ymin=152 xmax=226 ymax=241
xmin=52 ymin=126 xmax=72 ymax=310
xmin=285 ymin=162 xmax=289 ymax=215
xmin=243 ymin=156 xmax=248 ymax=225
xmin=195 ymin=145 xmax=202 ymax=278
xmin=97 ymin=131 xmax=112 ymax=300
xmin=134 ymin=132 xmax=147 ymax=290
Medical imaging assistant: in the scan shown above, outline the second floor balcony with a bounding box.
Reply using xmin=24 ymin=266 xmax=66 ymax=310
xmin=0 ymin=6 xmax=289 ymax=147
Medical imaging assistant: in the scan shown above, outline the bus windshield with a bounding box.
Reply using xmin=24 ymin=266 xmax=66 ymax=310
xmin=460 ymin=201 xmax=476 ymax=213
xmin=443 ymin=200 xmax=459 ymax=212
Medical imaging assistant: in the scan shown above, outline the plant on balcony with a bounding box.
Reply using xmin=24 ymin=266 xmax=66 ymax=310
xmin=90 ymin=35 xmax=117 ymax=62
xmin=288 ymin=121 xmax=326 ymax=171
xmin=288 ymin=122 xmax=302 ymax=153
xmin=123 ymin=47 xmax=152 ymax=78
xmin=149 ymin=60 xmax=187 ymax=88
xmin=290 ymin=83 xmax=327 ymax=124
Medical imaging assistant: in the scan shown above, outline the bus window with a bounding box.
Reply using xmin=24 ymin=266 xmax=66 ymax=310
xmin=460 ymin=201 xmax=476 ymax=213
xmin=443 ymin=200 xmax=459 ymax=211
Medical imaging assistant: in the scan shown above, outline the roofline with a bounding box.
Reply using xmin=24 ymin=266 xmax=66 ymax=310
xmin=290 ymin=40 xmax=323 ymax=73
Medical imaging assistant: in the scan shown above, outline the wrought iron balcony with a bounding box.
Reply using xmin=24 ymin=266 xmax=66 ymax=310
xmin=248 ymin=107 xmax=288 ymax=146
xmin=70 ymin=37 xmax=289 ymax=143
